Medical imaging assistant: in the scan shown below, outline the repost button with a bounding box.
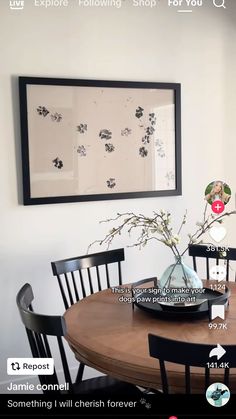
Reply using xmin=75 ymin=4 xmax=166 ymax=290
xmin=7 ymin=358 xmax=54 ymax=375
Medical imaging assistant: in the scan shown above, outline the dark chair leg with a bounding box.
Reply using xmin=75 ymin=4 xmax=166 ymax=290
xmin=75 ymin=362 xmax=85 ymax=383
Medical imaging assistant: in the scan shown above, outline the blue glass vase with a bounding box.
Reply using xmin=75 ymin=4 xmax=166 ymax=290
xmin=159 ymin=256 xmax=203 ymax=297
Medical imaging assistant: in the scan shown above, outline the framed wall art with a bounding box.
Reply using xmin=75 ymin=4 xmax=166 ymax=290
xmin=19 ymin=77 xmax=182 ymax=205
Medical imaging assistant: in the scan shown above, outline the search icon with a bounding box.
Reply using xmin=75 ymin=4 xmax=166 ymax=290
xmin=213 ymin=0 xmax=226 ymax=8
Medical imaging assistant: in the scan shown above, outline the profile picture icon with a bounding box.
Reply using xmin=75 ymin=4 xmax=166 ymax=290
xmin=205 ymin=180 xmax=231 ymax=205
xmin=206 ymin=382 xmax=230 ymax=407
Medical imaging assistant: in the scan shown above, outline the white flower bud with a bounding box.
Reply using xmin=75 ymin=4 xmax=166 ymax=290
xmin=173 ymin=234 xmax=180 ymax=244
xmin=196 ymin=221 xmax=204 ymax=227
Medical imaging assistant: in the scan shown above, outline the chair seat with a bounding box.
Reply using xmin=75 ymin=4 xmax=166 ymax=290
xmin=72 ymin=376 xmax=142 ymax=395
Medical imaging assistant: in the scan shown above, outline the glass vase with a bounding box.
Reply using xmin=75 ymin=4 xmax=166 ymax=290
xmin=158 ymin=256 xmax=203 ymax=298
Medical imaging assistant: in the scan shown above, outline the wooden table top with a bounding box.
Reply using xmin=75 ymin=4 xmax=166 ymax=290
xmin=64 ymin=281 xmax=236 ymax=393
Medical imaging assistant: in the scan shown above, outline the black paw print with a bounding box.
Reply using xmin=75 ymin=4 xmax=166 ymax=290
xmin=149 ymin=113 xmax=157 ymax=126
xmin=37 ymin=106 xmax=49 ymax=117
xmin=142 ymin=135 xmax=150 ymax=145
xmin=146 ymin=125 xmax=155 ymax=136
xmin=77 ymin=123 xmax=87 ymax=134
xmin=99 ymin=129 xmax=112 ymax=140
xmin=139 ymin=147 xmax=148 ymax=157
xmin=105 ymin=143 xmax=115 ymax=153
xmin=52 ymin=157 xmax=63 ymax=169
xmin=135 ymin=106 xmax=144 ymax=119
xmin=106 ymin=178 xmax=116 ymax=188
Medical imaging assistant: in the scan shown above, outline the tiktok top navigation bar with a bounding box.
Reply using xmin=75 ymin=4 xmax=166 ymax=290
xmin=8 ymin=0 xmax=228 ymax=11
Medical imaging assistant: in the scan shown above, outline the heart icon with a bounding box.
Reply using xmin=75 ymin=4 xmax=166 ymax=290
xmin=209 ymin=226 xmax=227 ymax=243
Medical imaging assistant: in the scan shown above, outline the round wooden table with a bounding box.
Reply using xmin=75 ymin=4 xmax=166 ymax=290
xmin=64 ymin=281 xmax=236 ymax=393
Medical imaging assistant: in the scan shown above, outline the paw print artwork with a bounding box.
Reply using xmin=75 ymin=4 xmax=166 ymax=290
xmin=146 ymin=125 xmax=155 ymax=136
xmin=149 ymin=112 xmax=157 ymax=126
xmin=138 ymin=111 xmax=156 ymax=156
xmin=121 ymin=127 xmax=132 ymax=137
xmin=135 ymin=106 xmax=144 ymax=119
xmin=166 ymin=170 xmax=174 ymax=186
xmin=139 ymin=146 xmax=148 ymax=157
xmin=155 ymin=138 xmax=165 ymax=157
xmin=37 ymin=106 xmax=49 ymax=117
xmin=52 ymin=157 xmax=63 ymax=169
xmin=105 ymin=143 xmax=115 ymax=153
xmin=106 ymin=178 xmax=116 ymax=189
xmin=142 ymin=121 xmax=156 ymax=145
xmin=99 ymin=129 xmax=112 ymax=140
xmin=77 ymin=123 xmax=88 ymax=134
xmin=142 ymin=135 xmax=150 ymax=145
xmin=77 ymin=145 xmax=87 ymax=157
xmin=51 ymin=112 xmax=62 ymax=122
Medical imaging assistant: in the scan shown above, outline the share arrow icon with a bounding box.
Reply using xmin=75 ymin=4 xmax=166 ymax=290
xmin=209 ymin=344 xmax=226 ymax=360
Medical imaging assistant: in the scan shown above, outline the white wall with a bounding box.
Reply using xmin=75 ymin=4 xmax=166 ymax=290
xmin=0 ymin=0 xmax=235 ymax=390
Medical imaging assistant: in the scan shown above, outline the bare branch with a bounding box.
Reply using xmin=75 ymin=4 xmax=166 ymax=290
xmin=88 ymin=209 xmax=236 ymax=258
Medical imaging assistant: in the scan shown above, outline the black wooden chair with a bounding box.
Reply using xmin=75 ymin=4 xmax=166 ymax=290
xmin=16 ymin=283 xmax=141 ymax=395
xmin=51 ymin=248 xmax=124 ymax=309
xmin=148 ymin=334 xmax=236 ymax=394
xmin=51 ymin=248 xmax=125 ymax=383
xmin=189 ymin=244 xmax=236 ymax=281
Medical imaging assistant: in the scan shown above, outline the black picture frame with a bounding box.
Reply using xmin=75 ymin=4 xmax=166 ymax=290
xmin=19 ymin=77 xmax=182 ymax=205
